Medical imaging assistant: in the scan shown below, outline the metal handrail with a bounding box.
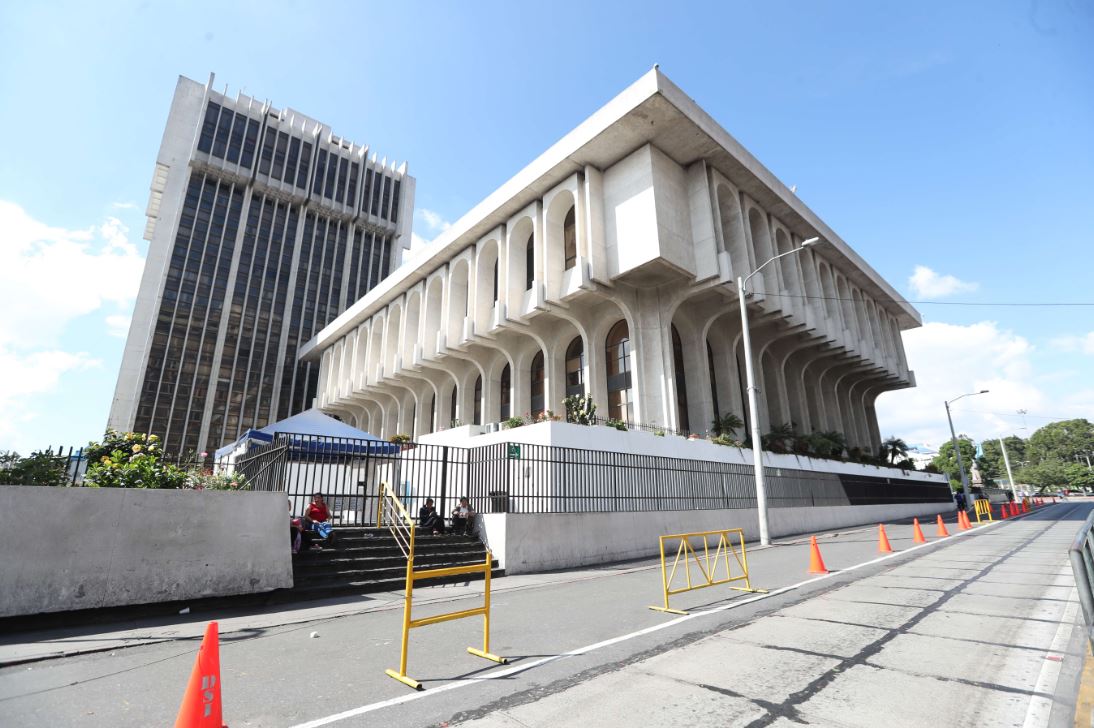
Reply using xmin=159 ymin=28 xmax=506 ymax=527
xmin=378 ymin=481 xmax=415 ymax=558
xmin=1068 ymin=510 xmax=1094 ymax=653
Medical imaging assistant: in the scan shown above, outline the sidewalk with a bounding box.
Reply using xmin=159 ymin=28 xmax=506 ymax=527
xmin=1 ymin=507 xmax=1077 ymax=728
xmin=450 ymin=506 xmax=1085 ymax=728
xmin=0 ymin=515 xmax=954 ymax=666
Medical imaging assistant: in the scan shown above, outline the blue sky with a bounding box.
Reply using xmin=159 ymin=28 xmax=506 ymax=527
xmin=0 ymin=0 xmax=1091 ymax=453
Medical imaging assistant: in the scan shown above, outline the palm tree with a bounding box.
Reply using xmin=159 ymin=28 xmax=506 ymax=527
xmin=762 ymin=423 xmax=797 ymax=453
xmin=711 ymin=412 xmax=744 ymax=438
xmin=882 ymin=436 xmax=909 ymax=465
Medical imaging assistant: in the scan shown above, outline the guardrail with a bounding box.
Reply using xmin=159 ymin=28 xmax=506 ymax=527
xmin=648 ymin=528 xmax=766 ymax=615
xmin=378 ymin=481 xmax=507 ymax=690
xmin=973 ymin=498 xmax=994 ymax=523
xmin=1069 ymin=510 xmax=1094 ymax=654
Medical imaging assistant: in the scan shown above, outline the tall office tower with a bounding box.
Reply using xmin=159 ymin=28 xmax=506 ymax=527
xmin=109 ymin=74 xmax=415 ymax=455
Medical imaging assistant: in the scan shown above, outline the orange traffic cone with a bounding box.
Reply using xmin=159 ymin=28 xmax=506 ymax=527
xmin=877 ymin=524 xmax=894 ymax=553
xmin=936 ymin=514 xmax=950 ymax=537
xmin=175 ymin=621 xmax=226 ymax=728
xmin=1001 ymin=503 xmax=1010 ymax=519
xmin=808 ymin=535 xmax=829 ymax=574
xmin=1022 ymin=500 xmax=1029 ymax=513
xmin=912 ymin=518 xmax=927 ymax=544
xmin=958 ymin=510 xmax=971 ymax=530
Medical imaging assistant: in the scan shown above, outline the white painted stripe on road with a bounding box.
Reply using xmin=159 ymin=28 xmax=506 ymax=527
xmin=1022 ymin=596 xmax=1079 ymax=728
xmin=290 ymin=511 xmax=1049 ymax=728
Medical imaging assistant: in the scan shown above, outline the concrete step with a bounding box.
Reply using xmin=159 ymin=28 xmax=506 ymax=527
xmin=292 ymin=550 xmax=493 ymax=575
xmin=282 ymin=567 xmax=506 ymax=602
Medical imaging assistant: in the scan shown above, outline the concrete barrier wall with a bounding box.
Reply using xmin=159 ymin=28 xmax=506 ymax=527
xmin=480 ymin=500 xmax=954 ymax=574
xmin=0 ymin=486 xmax=293 ymax=617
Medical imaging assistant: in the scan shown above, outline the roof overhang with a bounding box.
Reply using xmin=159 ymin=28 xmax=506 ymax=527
xmin=300 ymin=67 xmax=920 ymax=361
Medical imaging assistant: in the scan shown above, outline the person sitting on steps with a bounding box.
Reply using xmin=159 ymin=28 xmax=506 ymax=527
xmin=419 ymin=498 xmax=444 ymax=535
xmin=304 ymin=492 xmax=334 ymax=548
xmin=451 ymin=496 xmax=476 ymax=536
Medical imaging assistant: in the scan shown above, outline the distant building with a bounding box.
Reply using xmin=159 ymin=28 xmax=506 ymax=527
xmin=109 ymin=74 xmax=414 ymax=455
xmin=305 ymin=68 xmax=919 ymax=453
xmin=906 ymin=445 xmax=939 ymax=472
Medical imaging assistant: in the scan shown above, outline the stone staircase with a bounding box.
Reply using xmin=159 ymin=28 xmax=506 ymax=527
xmin=289 ymin=527 xmax=502 ymax=601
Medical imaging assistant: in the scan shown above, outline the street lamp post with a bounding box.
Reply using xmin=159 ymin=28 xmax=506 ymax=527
xmin=739 ymin=236 xmax=820 ymax=546
xmin=998 ymin=437 xmax=1018 ymax=502
xmin=944 ymin=390 xmax=989 ymax=510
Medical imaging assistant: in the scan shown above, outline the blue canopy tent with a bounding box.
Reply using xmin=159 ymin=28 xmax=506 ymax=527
xmin=215 ymin=408 xmax=397 ymax=460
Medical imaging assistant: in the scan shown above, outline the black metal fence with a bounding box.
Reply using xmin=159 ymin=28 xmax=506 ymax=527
xmin=226 ymin=433 xmax=952 ymax=527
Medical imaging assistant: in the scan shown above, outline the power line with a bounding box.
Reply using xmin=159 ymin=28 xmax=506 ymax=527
xmin=960 ymin=409 xmax=1090 ymax=422
xmin=761 ymin=291 xmax=1094 ymax=307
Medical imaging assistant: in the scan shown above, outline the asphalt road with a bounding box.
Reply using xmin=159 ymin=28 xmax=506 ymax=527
xmin=0 ymin=504 xmax=1085 ymax=727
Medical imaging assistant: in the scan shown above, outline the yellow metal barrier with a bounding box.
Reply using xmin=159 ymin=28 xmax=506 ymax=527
xmin=377 ymin=483 xmax=507 ymax=690
xmin=649 ymin=528 xmax=765 ymax=615
xmin=974 ymin=498 xmax=994 ymax=523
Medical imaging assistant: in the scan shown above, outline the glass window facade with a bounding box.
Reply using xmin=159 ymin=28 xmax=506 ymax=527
xmin=530 ymin=351 xmax=545 ymax=416
xmin=132 ymin=98 xmax=407 ymax=455
xmin=605 ymin=320 xmax=633 ymax=421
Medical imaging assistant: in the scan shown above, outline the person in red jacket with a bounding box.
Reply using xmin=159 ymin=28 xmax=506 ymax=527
xmin=305 ymin=492 xmax=330 ymax=524
xmin=304 ymin=492 xmax=334 ymax=545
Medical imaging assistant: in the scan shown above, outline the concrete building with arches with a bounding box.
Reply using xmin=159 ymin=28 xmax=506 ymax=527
xmin=301 ymin=68 xmax=918 ymax=455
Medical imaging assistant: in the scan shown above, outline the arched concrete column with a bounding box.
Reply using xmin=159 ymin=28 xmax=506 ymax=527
xmin=804 ymin=352 xmax=853 ymax=434
xmin=703 ymin=308 xmax=746 ymax=429
xmin=352 ymin=322 xmax=371 ymax=391
xmin=383 ymin=300 xmax=403 ymax=378
xmin=670 ymin=292 xmax=728 ymax=434
xmin=446 ymin=257 xmax=471 ymax=349
xmin=422 ymin=273 xmax=445 ymax=359
xmin=543 ymin=185 xmax=577 ymax=302
xmin=402 ymin=286 xmax=424 ymax=370
xmin=472 ymin=234 xmax=502 ymax=335
xmin=712 ymin=176 xmax=751 ymax=280
xmin=743 ymin=200 xmax=778 ymax=301
xmin=566 ymin=297 xmax=628 ymax=419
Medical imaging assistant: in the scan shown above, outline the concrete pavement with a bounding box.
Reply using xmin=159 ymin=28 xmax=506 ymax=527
xmin=0 ymin=504 xmax=1085 ymax=727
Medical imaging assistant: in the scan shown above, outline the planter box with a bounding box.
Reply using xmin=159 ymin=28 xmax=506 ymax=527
xmin=0 ymin=486 xmax=292 ymax=617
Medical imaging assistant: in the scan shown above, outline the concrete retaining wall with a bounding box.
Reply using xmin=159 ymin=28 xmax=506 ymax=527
xmin=480 ymin=501 xmax=954 ymax=574
xmin=0 ymin=486 xmax=292 ymax=617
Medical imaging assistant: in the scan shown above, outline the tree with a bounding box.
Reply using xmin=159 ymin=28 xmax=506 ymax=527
xmin=881 ymin=436 xmax=909 ymax=465
xmin=762 ymin=423 xmax=796 ymax=454
xmin=0 ymin=450 xmax=67 ymax=486
xmin=932 ymin=436 xmax=977 ymax=490
xmin=1016 ymin=459 xmax=1094 ymax=492
xmin=1027 ymin=419 xmax=1094 ymax=465
xmin=978 ymin=436 xmax=1027 ymax=484
xmin=710 ymin=412 xmax=744 ymax=438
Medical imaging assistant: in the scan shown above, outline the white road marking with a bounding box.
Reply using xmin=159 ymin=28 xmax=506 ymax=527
xmin=291 ymin=513 xmax=1034 ymax=728
xmin=1022 ymin=591 xmax=1079 ymax=728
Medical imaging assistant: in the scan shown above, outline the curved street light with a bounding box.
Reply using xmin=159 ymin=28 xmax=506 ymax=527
xmin=944 ymin=390 xmax=989 ymax=510
xmin=739 ymin=236 xmax=820 ymax=545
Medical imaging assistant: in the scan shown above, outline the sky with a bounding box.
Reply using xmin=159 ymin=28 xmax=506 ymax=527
xmin=0 ymin=0 xmax=1091 ymax=454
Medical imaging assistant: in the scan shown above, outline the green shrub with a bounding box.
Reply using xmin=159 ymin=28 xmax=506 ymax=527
xmin=563 ymin=394 xmax=597 ymax=425
xmin=503 ymin=416 xmax=526 ymax=429
xmin=0 ymin=450 xmax=68 ymax=486
xmin=605 ymin=418 xmax=627 ymax=432
xmin=185 ymin=471 xmax=250 ymax=490
xmin=83 ymin=429 xmax=187 ymax=489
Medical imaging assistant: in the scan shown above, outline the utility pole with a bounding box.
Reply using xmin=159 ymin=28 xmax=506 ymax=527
xmin=999 ymin=438 xmax=1017 ymax=502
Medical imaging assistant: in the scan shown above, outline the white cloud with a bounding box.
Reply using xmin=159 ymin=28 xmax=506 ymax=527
xmin=418 ymin=208 xmax=451 ymax=234
xmin=0 ymin=201 xmax=145 ymax=348
xmin=0 ymin=349 xmax=101 ymax=452
xmin=1050 ymin=332 xmax=1094 ymax=355
xmin=875 ymin=321 xmax=1046 ymax=447
xmin=907 ymin=265 xmax=978 ymax=298
xmin=105 ymin=314 xmax=132 ymax=338
xmin=0 ymin=200 xmax=145 ymax=451
xmin=111 ymin=201 xmax=138 ymax=210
